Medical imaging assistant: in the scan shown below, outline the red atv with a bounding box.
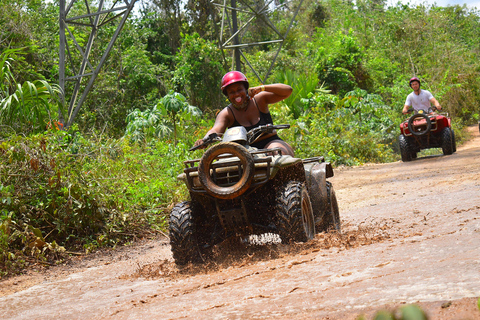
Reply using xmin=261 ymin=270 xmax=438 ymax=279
xmin=398 ymin=107 xmax=456 ymax=162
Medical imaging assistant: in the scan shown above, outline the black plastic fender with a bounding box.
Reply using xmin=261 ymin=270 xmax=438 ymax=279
xmin=304 ymin=161 xmax=330 ymax=227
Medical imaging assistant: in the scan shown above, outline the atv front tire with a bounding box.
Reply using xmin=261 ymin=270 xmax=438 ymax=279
xmin=441 ymin=128 xmax=454 ymax=155
xmin=399 ymin=135 xmax=412 ymax=162
xmin=275 ymin=181 xmax=315 ymax=243
xmin=169 ymin=201 xmax=203 ymax=265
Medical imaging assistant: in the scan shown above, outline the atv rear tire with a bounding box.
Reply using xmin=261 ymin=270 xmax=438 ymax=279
xmin=198 ymin=142 xmax=255 ymax=200
xmin=275 ymin=181 xmax=315 ymax=243
xmin=169 ymin=201 xmax=203 ymax=265
xmin=441 ymin=128 xmax=454 ymax=155
xmin=318 ymin=181 xmax=341 ymax=232
xmin=399 ymin=135 xmax=412 ymax=162
xmin=408 ymin=113 xmax=431 ymax=136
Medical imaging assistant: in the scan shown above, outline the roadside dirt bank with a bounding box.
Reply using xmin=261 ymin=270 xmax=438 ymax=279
xmin=1 ymin=125 xmax=479 ymax=320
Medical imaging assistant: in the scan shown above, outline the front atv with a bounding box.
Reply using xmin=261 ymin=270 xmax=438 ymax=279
xmin=399 ymin=108 xmax=456 ymax=162
xmin=169 ymin=124 xmax=340 ymax=265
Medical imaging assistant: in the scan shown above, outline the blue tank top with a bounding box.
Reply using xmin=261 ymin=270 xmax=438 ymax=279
xmin=227 ymin=98 xmax=273 ymax=131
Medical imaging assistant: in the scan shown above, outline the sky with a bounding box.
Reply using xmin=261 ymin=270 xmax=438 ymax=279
xmin=385 ymin=0 xmax=480 ymax=10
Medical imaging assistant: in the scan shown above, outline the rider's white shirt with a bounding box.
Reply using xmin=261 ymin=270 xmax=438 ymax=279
xmin=405 ymin=89 xmax=434 ymax=112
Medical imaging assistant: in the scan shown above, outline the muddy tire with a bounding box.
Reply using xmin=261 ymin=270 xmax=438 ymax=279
xmin=441 ymin=128 xmax=454 ymax=155
xmin=450 ymin=128 xmax=457 ymax=153
xmin=198 ymin=142 xmax=255 ymax=200
xmin=408 ymin=113 xmax=431 ymax=136
xmin=169 ymin=201 xmax=203 ymax=265
xmin=275 ymin=181 xmax=315 ymax=243
xmin=318 ymin=181 xmax=341 ymax=232
xmin=399 ymin=135 xmax=412 ymax=162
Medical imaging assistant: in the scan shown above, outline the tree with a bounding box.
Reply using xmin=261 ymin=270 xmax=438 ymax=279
xmin=173 ymin=33 xmax=225 ymax=113
xmin=312 ymin=29 xmax=369 ymax=96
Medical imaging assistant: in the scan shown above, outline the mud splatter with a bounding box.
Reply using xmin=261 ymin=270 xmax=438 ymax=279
xmin=131 ymin=224 xmax=391 ymax=280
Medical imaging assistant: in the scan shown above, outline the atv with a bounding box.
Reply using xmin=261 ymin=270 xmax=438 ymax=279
xmin=398 ymin=107 xmax=456 ymax=162
xmin=169 ymin=124 xmax=340 ymax=265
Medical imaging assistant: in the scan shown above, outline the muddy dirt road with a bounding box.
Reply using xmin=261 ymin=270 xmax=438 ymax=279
xmin=1 ymin=126 xmax=480 ymax=320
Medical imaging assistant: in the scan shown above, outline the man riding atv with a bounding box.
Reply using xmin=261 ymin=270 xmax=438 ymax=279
xmin=193 ymin=71 xmax=295 ymax=156
xmin=398 ymin=77 xmax=455 ymax=162
xmin=402 ymin=77 xmax=442 ymax=115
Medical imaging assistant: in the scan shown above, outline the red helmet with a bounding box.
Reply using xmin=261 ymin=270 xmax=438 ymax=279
xmin=409 ymin=77 xmax=421 ymax=87
xmin=221 ymin=71 xmax=249 ymax=95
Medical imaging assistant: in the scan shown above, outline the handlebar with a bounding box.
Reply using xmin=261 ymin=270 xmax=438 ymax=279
xmin=247 ymin=124 xmax=290 ymax=144
xmin=188 ymin=132 xmax=222 ymax=151
xmin=405 ymin=106 xmax=438 ymax=115
xmin=189 ymin=124 xmax=291 ymax=151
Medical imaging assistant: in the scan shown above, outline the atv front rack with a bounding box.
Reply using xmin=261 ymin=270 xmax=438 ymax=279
xmin=181 ymin=148 xmax=283 ymax=194
xmin=402 ymin=114 xmax=441 ymax=137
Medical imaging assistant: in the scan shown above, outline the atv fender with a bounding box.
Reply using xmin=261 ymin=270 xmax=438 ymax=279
xmin=268 ymin=155 xmax=303 ymax=178
xmin=304 ymin=161 xmax=330 ymax=225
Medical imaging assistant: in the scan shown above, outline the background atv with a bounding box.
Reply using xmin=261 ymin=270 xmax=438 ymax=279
xmin=398 ymin=108 xmax=456 ymax=162
xmin=169 ymin=124 xmax=340 ymax=265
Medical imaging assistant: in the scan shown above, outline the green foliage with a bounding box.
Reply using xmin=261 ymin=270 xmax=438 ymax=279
xmin=173 ymin=33 xmax=225 ymax=112
xmin=125 ymin=90 xmax=201 ymax=145
xmin=275 ymin=69 xmax=323 ymax=119
xmin=2 ymin=0 xmax=480 ymax=276
xmin=0 ymin=128 xmax=191 ymax=276
xmin=283 ymin=88 xmax=397 ymax=166
xmin=125 ymin=108 xmax=169 ymax=143
xmin=0 ymin=48 xmax=64 ymax=135
xmin=119 ymin=42 xmax=170 ymax=106
xmin=311 ymin=29 xmax=369 ymax=96
xmin=341 ymin=89 xmax=395 ymax=135
xmin=357 ymin=304 xmax=428 ymax=320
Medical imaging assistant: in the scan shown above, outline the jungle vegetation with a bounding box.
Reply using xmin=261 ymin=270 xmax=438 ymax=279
xmin=1 ymin=0 xmax=480 ymax=275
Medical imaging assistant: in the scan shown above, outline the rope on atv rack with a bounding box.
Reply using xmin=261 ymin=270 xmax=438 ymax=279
xmin=303 ymin=156 xmax=325 ymax=164
xmin=249 ymin=147 xmax=283 ymax=156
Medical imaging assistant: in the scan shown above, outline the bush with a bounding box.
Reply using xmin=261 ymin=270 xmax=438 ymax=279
xmin=278 ymin=89 xmax=398 ymax=166
xmin=0 ymin=127 xmax=190 ymax=276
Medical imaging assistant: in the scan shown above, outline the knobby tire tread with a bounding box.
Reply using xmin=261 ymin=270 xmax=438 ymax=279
xmin=276 ymin=181 xmax=313 ymax=243
xmin=441 ymin=128 xmax=453 ymax=155
xmin=169 ymin=201 xmax=201 ymax=265
xmin=399 ymin=135 xmax=412 ymax=162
